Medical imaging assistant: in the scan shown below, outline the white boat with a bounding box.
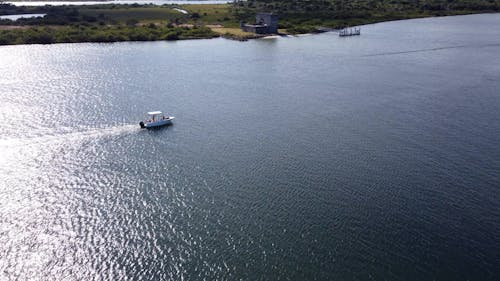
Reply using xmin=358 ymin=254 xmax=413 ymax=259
xmin=139 ymin=111 xmax=175 ymax=129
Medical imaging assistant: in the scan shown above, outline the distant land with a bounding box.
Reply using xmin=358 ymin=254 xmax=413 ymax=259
xmin=1 ymin=0 xmax=499 ymax=44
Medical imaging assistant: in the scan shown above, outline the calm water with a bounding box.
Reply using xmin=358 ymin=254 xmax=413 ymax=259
xmin=1 ymin=14 xmax=500 ymax=280
xmin=0 ymin=14 xmax=46 ymax=20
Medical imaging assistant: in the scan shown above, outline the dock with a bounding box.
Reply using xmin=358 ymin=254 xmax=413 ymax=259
xmin=339 ymin=27 xmax=361 ymax=37
xmin=316 ymin=26 xmax=361 ymax=37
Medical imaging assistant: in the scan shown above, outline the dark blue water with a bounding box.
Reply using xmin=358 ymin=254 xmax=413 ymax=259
xmin=1 ymin=14 xmax=499 ymax=280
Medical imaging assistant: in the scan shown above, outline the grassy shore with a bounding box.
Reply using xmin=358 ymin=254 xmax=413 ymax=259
xmin=1 ymin=1 xmax=499 ymax=45
xmin=0 ymin=4 xmax=222 ymax=44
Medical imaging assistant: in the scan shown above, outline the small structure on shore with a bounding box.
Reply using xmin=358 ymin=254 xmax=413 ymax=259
xmin=339 ymin=27 xmax=361 ymax=37
xmin=240 ymin=13 xmax=278 ymax=34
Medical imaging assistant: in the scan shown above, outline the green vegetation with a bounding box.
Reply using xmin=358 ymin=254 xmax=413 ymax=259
xmin=232 ymin=0 xmax=500 ymax=34
xmin=181 ymin=4 xmax=239 ymax=27
xmin=78 ymin=6 xmax=183 ymax=23
xmin=0 ymin=24 xmax=217 ymax=45
xmin=0 ymin=4 xmax=219 ymax=44
xmin=1 ymin=0 xmax=500 ymax=45
xmin=210 ymin=27 xmax=261 ymax=40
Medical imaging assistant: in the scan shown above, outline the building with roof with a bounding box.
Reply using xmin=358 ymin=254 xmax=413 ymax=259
xmin=240 ymin=13 xmax=278 ymax=35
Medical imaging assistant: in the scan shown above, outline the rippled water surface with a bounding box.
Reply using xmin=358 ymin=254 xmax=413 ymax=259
xmin=1 ymin=14 xmax=500 ymax=280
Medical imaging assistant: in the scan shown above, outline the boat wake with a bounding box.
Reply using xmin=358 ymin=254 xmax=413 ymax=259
xmin=362 ymin=43 xmax=500 ymax=57
xmin=0 ymin=124 xmax=138 ymax=148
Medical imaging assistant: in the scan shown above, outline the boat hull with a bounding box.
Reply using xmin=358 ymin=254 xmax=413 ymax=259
xmin=140 ymin=118 xmax=174 ymax=129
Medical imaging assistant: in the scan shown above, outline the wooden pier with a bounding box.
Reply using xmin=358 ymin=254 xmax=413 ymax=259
xmin=316 ymin=26 xmax=362 ymax=37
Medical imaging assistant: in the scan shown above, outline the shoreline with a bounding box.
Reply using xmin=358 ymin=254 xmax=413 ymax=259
xmin=208 ymin=11 xmax=499 ymax=41
xmin=1 ymin=2 xmax=499 ymax=46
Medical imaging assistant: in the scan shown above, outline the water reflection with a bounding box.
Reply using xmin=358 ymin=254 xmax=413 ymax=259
xmin=1 ymin=14 xmax=500 ymax=280
xmin=0 ymin=14 xmax=46 ymax=20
